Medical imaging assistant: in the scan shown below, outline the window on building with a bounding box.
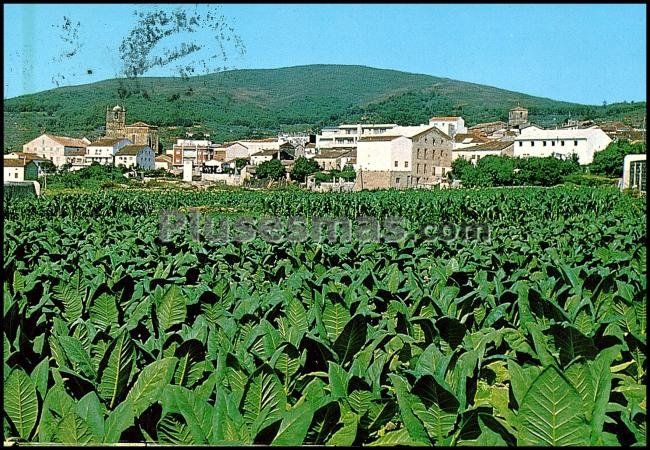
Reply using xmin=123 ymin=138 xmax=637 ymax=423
xmin=15 ymin=172 xmax=18 ymax=179
xmin=442 ymin=167 xmax=446 ymax=175
xmin=404 ymin=161 xmax=408 ymax=168
xmin=574 ymin=140 xmax=578 ymax=146
xmin=519 ymin=141 xmax=523 ymax=147
xmin=395 ymin=177 xmax=400 ymax=184
xmin=543 ymin=141 xmax=547 ymax=146
xmin=552 ymin=141 xmax=555 ymax=146
xmin=417 ymin=149 xmax=421 ymax=159
xmin=417 ymin=163 xmax=420 ymax=174
xmin=561 ymin=141 xmax=565 ymax=146
xmin=424 ymin=164 xmax=427 ymax=174
xmin=433 ymin=167 xmax=436 ymax=175
xmin=394 ymin=161 xmax=398 ymax=167
xmin=531 ymin=141 xmax=535 ymax=147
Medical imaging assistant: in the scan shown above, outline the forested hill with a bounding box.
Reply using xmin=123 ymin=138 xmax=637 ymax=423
xmin=4 ymin=64 xmax=645 ymax=151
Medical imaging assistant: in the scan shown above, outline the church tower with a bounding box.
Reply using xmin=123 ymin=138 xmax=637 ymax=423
xmin=106 ymin=105 xmax=126 ymax=138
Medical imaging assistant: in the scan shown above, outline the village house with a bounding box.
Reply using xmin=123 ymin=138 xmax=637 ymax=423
xmin=22 ymin=133 xmax=90 ymax=168
xmin=428 ymin=116 xmax=468 ymax=138
xmin=513 ymin=126 xmax=612 ymax=165
xmin=66 ymin=149 xmax=88 ymax=171
xmin=452 ymin=140 xmax=514 ymax=163
xmin=115 ymin=145 xmax=155 ymax=170
xmin=355 ymin=124 xmax=452 ymax=190
xmin=316 ymin=124 xmax=398 ymax=149
xmin=4 ymin=152 xmax=50 ymax=176
xmin=3 ymin=157 xmax=39 ymax=182
xmin=314 ymin=148 xmax=356 ymax=171
xmin=105 ymin=105 xmax=160 ymax=152
xmin=154 ymin=155 xmax=174 ymax=171
xmin=468 ymin=121 xmax=508 ymax=137
xmin=214 ymin=142 xmax=250 ymax=162
xmin=85 ymin=138 xmax=132 ymax=166
xmin=250 ymin=148 xmax=295 ymax=166
xmin=233 ymin=138 xmax=280 ymax=156
xmin=171 ymin=139 xmax=217 ymax=167
xmin=304 ymin=142 xmax=317 ymax=158
xmin=452 ymin=133 xmax=490 ymax=150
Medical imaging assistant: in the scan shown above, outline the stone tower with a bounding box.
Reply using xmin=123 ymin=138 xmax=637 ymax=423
xmin=508 ymin=104 xmax=529 ymax=128
xmin=106 ymin=105 xmax=126 ymax=138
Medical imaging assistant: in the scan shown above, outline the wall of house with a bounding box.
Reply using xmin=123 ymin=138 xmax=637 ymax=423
xmin=136 ymin=148 xmax=155 ymax=170
xmin=354 ymin=169 xmax=412 ymax=190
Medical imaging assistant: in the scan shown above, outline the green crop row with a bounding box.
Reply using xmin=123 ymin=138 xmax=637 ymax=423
xmin=3 ymin=187 xmax=646 ymax=445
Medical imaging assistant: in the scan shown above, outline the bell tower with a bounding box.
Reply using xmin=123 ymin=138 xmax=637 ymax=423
xmin=106 ymin=105 xmax=126 ymax=138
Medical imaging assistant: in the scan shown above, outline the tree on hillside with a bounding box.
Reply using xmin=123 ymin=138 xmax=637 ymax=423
xmin=590 ymin=140 xmax=646 ymax=177
xmin=256 ymin=159 xmax=285 ymax=180
xmin=291 ymin=156 xmax=320 ymax=182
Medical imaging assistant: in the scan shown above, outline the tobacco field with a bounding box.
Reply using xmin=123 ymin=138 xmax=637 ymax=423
xmin=2 ymin=187 xmax=646 ymax=446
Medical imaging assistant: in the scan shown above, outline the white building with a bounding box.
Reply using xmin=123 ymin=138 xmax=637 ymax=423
xmin=621 ymin=154 xmax=646 ymax=193
xmin=316 ymin=124 xmax=398 ymax=149
xmin=215 ymin=142 xmax=250 ymax=161
xmin=85 ymin=138 xmax=132 ymax=166
xmin=356 ymin=124 xmax=452 ymax=189
xmin=513 ymin=126 xmax=612 ymax=165
xmin=23 ymin=133 xmax=90 ymax=168
xmin=452 ymin=141 xmax=514 ymax=164
xmin=429 ymin=117 xmax=467 ymax=138
xmin=115 ymin=145 xmax=155 ymax=170
xmin=231 ymin=138 xmax=280 ymax=157
xmin=3 ymin=158 xmax=39 ymax=182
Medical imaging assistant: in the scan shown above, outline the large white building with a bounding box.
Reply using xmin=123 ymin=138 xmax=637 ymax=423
xmin=316 ymin=124 xmax=398 ymax=149
xmin=513 ymin=126 xmax=612 ymax=165
xmin=429 ymin=117 xmax=467 ymax=138
xmin=85 ymin=138 xmax=132 ymax=166
xmin=23 ymin=134 xmax=91 ymax=168
xmin=356 ymin=124 xmax=453 ymax=189
xmin=115 ymin=145 xmax=155 ymax=170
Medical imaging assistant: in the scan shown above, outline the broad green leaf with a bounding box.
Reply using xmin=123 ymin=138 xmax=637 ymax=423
xmin=98 ymin=330 xmax=135 ymax=409
xmin=333 ymin=315 xmax=367 ymax=364
xmin=103 ymin=399 xmax=134 ymax=443
xmin=30 ymin=357 xmax=49 ymax=399
xmin=517 ymin=365 xmax=590 ymax=446
xmin=38 ymin=384 xmax=76 ymax=442
xmin=243 ymin=369 xmax=286 ymax=437
xmin=158 ymin=414 xmax=195 ymax=445
xmin=589 ymin=346 xmax=620 ymax=444
xmin=55 ymin=412 xmax=94 ymax=444
xmin=367 ymin=427 xmax=422 ymax=446
xmin=4 ymin=369 xmax=39 ymax=440
xmin=76 ymin=392 xmax=105 ymax=442
xmin=168 ymin=385 xmax=213 ymax=444
xmin=327 ymin=405 xmax=359 ymax=446
xmin=328 ymin=361 xmax=349 ymax=400
xmin=322 ymin=302 xmax=351 ymax=342
xmin=53 ymin=272 xmax=85 ymax=323
xmin=125 ymin=357 xmax=177 ymax=417
xmin=157 ymin=285 xmax=187 ymax=332
xmin=90 ymin=293 xmax=119 ymax=331
xmin=271 ymin=401 xmax=316 ymax=446
xmin=411 ymin=375 xmax=459 ymax=443
xmin=59 ymin=335 xmax=96 ymax=379
xmin=388 ymin=374 xmax=430 ymax=445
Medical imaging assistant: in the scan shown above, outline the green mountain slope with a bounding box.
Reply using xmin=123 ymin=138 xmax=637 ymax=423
xmin=3 ymin=64 xmax=645 ymax=152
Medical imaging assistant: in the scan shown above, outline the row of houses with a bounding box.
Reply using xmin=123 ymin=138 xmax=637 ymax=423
xmin=5 ymin=104 xmax=636 ymax=190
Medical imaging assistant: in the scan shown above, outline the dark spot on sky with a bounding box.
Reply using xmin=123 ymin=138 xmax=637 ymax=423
xmin=87 ymin=69 xmax=93 ymax=75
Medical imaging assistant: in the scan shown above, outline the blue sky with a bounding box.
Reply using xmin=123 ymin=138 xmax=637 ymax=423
xmin=3 ymin=3 xmax=646 ymax=104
